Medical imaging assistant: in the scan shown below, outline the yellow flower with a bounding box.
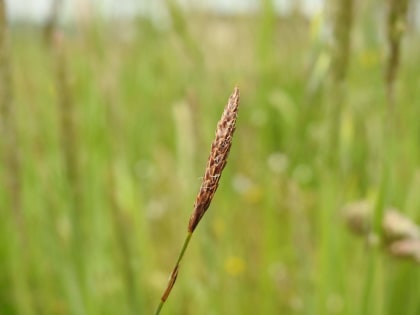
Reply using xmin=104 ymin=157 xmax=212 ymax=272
xmin=224 ymin=255 xmax=246 ymax=276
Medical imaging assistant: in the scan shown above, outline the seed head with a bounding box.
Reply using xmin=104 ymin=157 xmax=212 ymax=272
xmin=188 ymin=87 xmax=240 ymax=233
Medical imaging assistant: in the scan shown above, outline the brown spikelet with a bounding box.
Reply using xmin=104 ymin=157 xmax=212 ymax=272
xmin=188 ymin=87 xmax=240 ymax=232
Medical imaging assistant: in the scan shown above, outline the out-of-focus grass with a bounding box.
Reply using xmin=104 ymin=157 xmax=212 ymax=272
xmin=1 ymin=2 xmax=420 ymax=315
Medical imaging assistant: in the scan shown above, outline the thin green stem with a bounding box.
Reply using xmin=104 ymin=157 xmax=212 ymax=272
xmin=154 ymin=301 xmax=164 ymax=315
xmin=154 ymin=232 xmax=193 ymax=315
xmin=176 ymin=232 xmax=192 ymax=267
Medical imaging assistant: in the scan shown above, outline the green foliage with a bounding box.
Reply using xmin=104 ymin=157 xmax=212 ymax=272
xmin=1 ymin=3 xmax=420 ymax=315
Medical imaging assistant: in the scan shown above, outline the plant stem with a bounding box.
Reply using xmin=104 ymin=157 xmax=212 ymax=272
xmin=154 ymin=232 xmax=193 ymax=315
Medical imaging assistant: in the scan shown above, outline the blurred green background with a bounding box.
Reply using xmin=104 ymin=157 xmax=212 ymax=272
xmin=1 ymin=0 xmax=420 ymax=314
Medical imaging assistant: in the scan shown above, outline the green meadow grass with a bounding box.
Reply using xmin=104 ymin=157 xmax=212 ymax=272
xmin=1 ymin=4 xmax=420 ymax=315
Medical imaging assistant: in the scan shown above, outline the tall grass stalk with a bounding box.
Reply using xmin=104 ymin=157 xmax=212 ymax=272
xmin=0 ymin=2 xmax=36 ymax=314
xmin=358 ymin=1 xmax=409 ymax=313
xmin=318 ymin=1 xmax=354 ymax=314
xmin=0 ymin=0 xmax=24 ymax=238
xmin=325 ymin=0 xmax=353 ymax=165
xmin=165 ymin=0 xmax=203 ymax=67
xmin=173 ymin=100 xmax=196 ymax=196
xmin=46 ymin=4 xmax=87 ymax=311
xmin=256 ymin=0 xmax=276 ymax=103
xmin=154 ymin=87 xmax=240 ymax=315
xmin=379 ymin=2 xmax=409 ymax=315
xmin=385 ymin=0 xmax=409 ymax=110
xmin=381 ymin=0 xmax=409 ymax=216
xmin=103 ymin=76 xmax=139 ymax=315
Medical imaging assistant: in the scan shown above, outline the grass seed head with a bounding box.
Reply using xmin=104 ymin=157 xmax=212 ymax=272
xmin=188 ymin=87 xmax=240 ymax=233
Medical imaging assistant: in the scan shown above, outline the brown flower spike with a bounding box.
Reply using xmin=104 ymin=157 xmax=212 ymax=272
xmin=155 ymin=87 xmax=240 ymax=315
xmin=188 ymin=87 xmax=240 ymax=232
